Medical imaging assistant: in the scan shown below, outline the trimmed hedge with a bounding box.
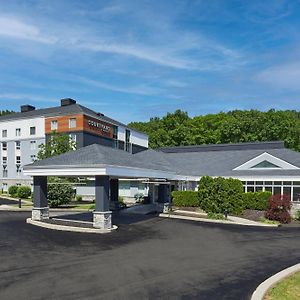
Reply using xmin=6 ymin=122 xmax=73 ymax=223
xmin=8 ymin=185 xmax=18 ymax=197
xmin=171 ymin=191 xmax=199 ymax=207
xmin=198 ymin=176 xmax=244 ymax=215
xmin=242 ymin=191 xmax=272 ymax=211
xmin=48 ymin=182 xmax=74 ymax=208
xmin=17 ymin=186 xmax=31 ymax=199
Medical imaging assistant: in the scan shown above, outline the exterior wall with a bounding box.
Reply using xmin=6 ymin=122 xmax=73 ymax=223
xmin=0 ymin=117 xmax=45 ymax=188
xmin=130 ymin=130 xmax=148 ymax=148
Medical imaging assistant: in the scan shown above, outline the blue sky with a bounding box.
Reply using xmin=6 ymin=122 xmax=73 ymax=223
xmin=0 ymin=0 xmax=300 ymax=123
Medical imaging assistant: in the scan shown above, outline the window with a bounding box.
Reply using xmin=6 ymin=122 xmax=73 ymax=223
xmin=2 ymin=157 xmax=7 ymax=165
xmin=125 ymin=129 xmax=131 ymax=152
xmin=30 ymin=155 xmax=36 ymax=162
xmin=113 ymin=126 xmax=118 ymax=148
xmin=2 ymin=129 xmax=7 ymax=138
xmin=69 ymin=118 xmax=77 ymax=128
xmin=30 ymin=141 xmax=36 ymax=150
xmin=16 ymin=128 xmax=21 ymax=136
xmin=2 ymin=142 xmax=7 ymax=151
xmin=16 ymin=165 xmax=22 ymax=176
xmin=69 ymin=134 xmax=77 ymax=149
xmin=3 ymin=169 xmax=8 ymax=178
xmin=293 ymin=187 xmax=300 ymax=202
xmin=15 ymin=141 xmax=21 ymax=150
xmin=251 ymin=160 xmax=280 ymax=168
xmin=30 ymin=126 xmax=36 ymax=135
xmin=51 ymin=120 xmax=58 ymax=130
xmin=16 ymin=156 xmax=21 ymax=164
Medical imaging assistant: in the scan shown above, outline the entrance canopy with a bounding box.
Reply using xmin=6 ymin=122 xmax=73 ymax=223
xmin=23 ymin=143 xmax=181 ymax=179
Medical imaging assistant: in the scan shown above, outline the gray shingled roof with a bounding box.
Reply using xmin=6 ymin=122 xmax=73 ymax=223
xmin=25 ymin=144 xmax=174 ymax=173
xmin=24 ymin=142 xmax=300 ymax=178
xmin=0 ymin=103 xmax=146 ymax=134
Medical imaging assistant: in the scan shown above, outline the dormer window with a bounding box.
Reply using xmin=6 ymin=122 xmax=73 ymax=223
xmin=250 ymin=160 xmax=280 ymax=169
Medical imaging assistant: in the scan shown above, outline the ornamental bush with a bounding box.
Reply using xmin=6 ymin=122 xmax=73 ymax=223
xmin=171 ymin=191 xmax=199 ymax=207
xmin=265 ymin=194 xmax=291 ymax=224
xmin=17 ymin=186 xmax=31 ymax=199
xmin=47 ymin=181 xmax=74 ymax=208
xmin=8 ymin=185 xmax=18 ymax=197
xmin=198 ymin=176 xmax=244 ymax=215
xmin=242 ymin=191 xmax=272 ymax=211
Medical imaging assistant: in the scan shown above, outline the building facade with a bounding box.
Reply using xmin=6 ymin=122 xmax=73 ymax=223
xmin=0 ymin=98 xmax=148 ymax=190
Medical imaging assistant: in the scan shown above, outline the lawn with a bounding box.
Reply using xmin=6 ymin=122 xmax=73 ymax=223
xmin=264 ymin=272 xmax=300 ymax=300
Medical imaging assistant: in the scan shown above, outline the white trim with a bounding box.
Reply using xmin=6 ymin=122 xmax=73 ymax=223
xmin=23 ymin=165 xmax=175 ymax=179
xmin=233 ymin=152 xmax=299 ymax=170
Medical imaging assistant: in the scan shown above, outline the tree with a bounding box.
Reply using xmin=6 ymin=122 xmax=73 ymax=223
xmin=37 ymin=132 xmax=76 ymax=160
xmin=128 ymin=109 xmax=300 ymax=152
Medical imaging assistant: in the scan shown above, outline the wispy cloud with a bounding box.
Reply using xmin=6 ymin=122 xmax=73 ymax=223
xmin=0 ymin=16 xmax=56 ymax=44
xmin=256 ymin=61 xmax=300 ymax=91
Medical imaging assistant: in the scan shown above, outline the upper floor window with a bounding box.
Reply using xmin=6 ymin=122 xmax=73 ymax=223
xmin=2 ymin=130 xmax=7 ymax=138
xmin=16 ymin=128 xmax=21 ymax=137
xmin=125 ymin=129 xmax=130 ymax=143
xmin=15 ymin=141 xmax=21 ymax=150
xmin=30 ymin=126 xmax=36 ymax=135
xmin=16 ymin=156 xmax=21 ymax=164
xmin=2 ymin=157 xmax=7 ymax=165
xmin=51 ymin=120 xmax=58 ymax=130
xmin=69 ymin=118 xmax=77 ymax=129
xmin=30 ymin=141 xmax=36 ymax=150
xmin=2 ymin=142 xmax=7 ymax=151
xmin=113 ymin=126 xmax=118 ymax=140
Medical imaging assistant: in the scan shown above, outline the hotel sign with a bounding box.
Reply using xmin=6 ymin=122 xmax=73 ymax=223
xmin=88 ymin=120 xmax=111 ymax=133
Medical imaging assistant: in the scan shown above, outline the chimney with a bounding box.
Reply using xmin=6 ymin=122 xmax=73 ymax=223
xmin=61 ymin=98 xmax=76 ymax=106
xmin=21 ymin=105 xmax=36 ymax=113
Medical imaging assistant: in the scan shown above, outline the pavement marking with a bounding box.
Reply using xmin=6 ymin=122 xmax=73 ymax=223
xmin=251 ymin=263 xmax=300 ymax=300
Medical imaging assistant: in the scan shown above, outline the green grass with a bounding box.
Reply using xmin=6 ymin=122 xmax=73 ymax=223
xmin=264 ymin=272 xmax=300 ymax=300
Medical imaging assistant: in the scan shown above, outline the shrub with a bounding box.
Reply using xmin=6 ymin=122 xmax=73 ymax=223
xmin=295 ymin=210 xmax=300 ymax=221
xmin=75 ymin=195 xmax=83 ymax=202
xmin=47 ymin=182 xmax=74 ymax=208
xmin=265 ymin=194 xmax=291 ymax=224
xmin=118 ymin=196 xmax=124 ymax=203
xmin=171 ymin=191 xmax=199 ymax=207
xmin=17 ymin=186 xmax=31 ymax=199
xmin=242 ymin=191 xmax=272 ymax=211
xmin=198 ymin=176 xmax=244 ymax=215
xmin=8 ymin=185 xmax=18 ymax=197
xmin=134 ymin=193 xmax=144 ymax=202
xmin=207 ymin=212 xmax=225 ymax=220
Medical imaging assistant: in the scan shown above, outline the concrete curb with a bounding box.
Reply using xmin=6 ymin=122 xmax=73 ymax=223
xmin=251 ymin=263 xmax=300 ymax=300
xmin=159 ymin=213 xmax=278 ymax=227
xmin=26 ymin=218 xmax=118 ymax=234
xmin=0 ymin=207 xmax=93 ymax=212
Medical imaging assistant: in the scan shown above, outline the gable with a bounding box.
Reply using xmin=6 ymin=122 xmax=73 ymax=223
xmin=233 ymin=152 xmax=299 ymax=171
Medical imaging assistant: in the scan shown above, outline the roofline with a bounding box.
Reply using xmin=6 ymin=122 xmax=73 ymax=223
xmin=0 ymin=103 xmax=148 ymax=136
xmin=159 ymin=141 xmax=285 ymax=153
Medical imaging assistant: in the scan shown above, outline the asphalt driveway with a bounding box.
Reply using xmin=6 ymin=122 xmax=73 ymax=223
xmin=0 ymin=211 xmax=299 ymax=300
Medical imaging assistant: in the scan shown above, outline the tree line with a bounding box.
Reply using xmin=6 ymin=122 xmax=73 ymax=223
xmin=0 ymin=110 xmax=14 ymax=116
xmin=128 ymin=109 xmax=300 ymax=151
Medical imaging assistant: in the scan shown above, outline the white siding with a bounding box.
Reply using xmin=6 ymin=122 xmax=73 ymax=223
xmin=0 ymin=117 xmax=45 ymax=141
xmin=130 ymin=130 xmax=148 ymax=148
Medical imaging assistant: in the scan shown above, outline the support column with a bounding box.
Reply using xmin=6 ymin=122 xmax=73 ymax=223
xmin=110 ymin=179 xmax=119 ymax=210
xmin=157 ymin=184 xmax=171 ymax=213
xmin=32 ymin=176 xmax=49 ymax=221
xmin=93 ymin=175 xmax=112 ymax=229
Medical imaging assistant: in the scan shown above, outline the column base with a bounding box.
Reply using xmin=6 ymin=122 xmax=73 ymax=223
xmin=93 ymin=211 xmax=112 ymax=229
xmin=32 ymin=207 xmax=49 ymax=221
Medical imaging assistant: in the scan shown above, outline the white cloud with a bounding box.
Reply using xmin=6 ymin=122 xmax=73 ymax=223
xmin=0 ymin=16 xmax=56 ymax=44
xmin=256 ymin=62 xmax=300 ymax=90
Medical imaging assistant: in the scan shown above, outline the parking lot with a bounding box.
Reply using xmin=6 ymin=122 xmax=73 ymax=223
xmin=0 ymin=211 xmax=299 ymax=300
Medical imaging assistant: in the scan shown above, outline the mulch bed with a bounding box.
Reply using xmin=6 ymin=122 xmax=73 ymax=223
xmin=42 ymin=218 xmax=94 ymax=228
